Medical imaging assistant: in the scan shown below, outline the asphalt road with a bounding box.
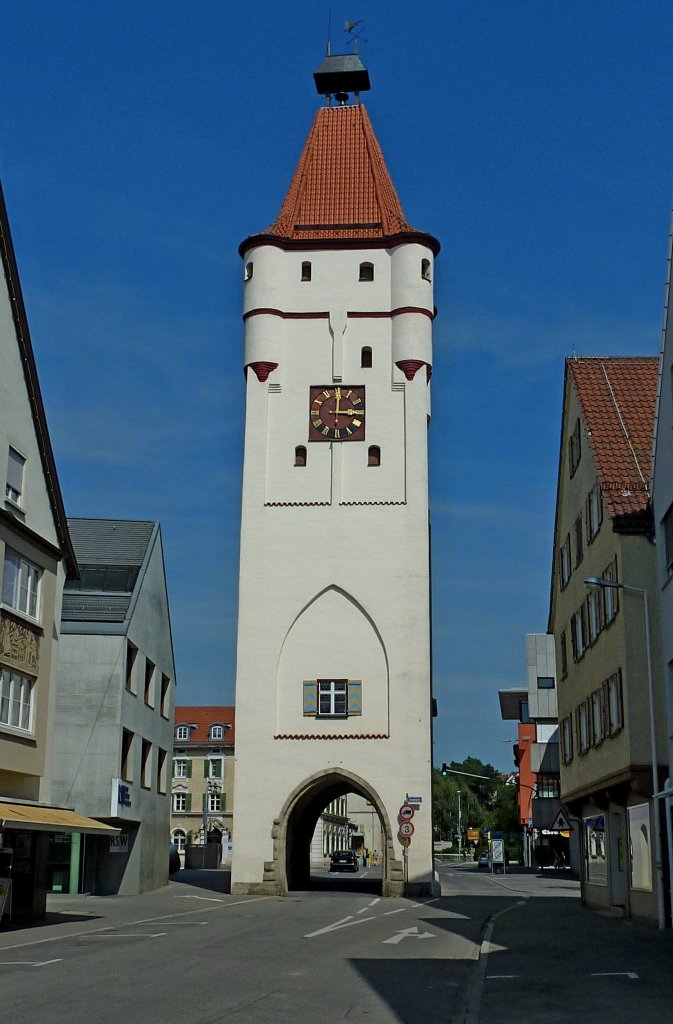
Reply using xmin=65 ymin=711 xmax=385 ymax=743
xmin=1 ymin=862 xmax=672 ymax=1024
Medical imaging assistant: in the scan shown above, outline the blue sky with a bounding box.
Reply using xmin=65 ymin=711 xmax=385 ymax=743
xmin=2 ymin=2 xmax=672 ymax=772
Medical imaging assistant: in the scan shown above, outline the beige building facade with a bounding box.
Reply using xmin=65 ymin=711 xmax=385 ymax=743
xmin=0 ymin=181 xmax=117 ymax=922
xmin=171 ymin=706 xmax=235 ymax=862
xmin=549 ymin=357 xmax=665 ymax=923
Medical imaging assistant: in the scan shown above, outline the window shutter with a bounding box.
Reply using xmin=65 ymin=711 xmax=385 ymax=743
xmin=186 ymin=793 xmax=192 ymax=812
xmin=204 ymin=760 xmax=209 ymax=778
xmin=347 ymin=681 xmax=362 ymax=716
xmin=6 ymin=448 xmax=24 ymax=494
xmin=303 ymin=681 xmax=317 ymax=716
xmin=186 ymin=760 xmax=192 ymax=779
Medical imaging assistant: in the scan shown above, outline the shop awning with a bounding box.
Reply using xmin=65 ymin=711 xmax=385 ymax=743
xmin=0 ymin=802 xmax=120 ymax=835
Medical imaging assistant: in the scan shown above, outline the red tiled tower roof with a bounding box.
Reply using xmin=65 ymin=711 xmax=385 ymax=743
xmin=568 ymin=357 xmax=658 ymax=521
xmin=240 ymin=104 xmax=439 ymax=254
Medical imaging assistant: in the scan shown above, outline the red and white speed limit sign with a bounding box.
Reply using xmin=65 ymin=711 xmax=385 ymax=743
xmin=399 ymin=803 xmax=415 ymax=821
xmin=399 ymin=820 xmax=415 ymax=838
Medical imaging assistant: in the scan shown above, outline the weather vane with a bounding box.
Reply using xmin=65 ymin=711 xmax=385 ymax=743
xmin=345 ymin=19 xmax=366 ymax=53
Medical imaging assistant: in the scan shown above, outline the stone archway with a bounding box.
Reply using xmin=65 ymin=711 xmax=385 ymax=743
xmin=265 ymin=768 xmax=404 ymax=896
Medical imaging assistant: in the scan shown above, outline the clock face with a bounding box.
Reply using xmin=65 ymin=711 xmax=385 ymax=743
xmin=309 ymin=386 xmax=366 ymax=442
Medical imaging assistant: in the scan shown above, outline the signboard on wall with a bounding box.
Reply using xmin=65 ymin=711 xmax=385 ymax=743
xmin=110 ymin=834 xmax=129 ymax=854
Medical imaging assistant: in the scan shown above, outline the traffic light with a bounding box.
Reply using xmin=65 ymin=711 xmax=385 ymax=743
xmin=440 ymin=763 xmax=449 ymax=777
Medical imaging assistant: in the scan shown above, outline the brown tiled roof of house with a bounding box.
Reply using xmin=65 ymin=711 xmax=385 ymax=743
xmin=568 ymin=357 xmax=658 ymax=520
xmin=175 ymin=706 xmax=235 ymax=745
xmin=242 ymin=104 xmax=438 ymax=252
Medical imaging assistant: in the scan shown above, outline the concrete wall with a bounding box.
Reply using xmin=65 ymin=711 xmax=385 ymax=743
xmin=52 ymin=532 xmax=175 ymax=895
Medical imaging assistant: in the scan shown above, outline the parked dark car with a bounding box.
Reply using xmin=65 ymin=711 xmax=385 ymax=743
xmin=329 ymin=850 xmax=359 ymax=873
xmin=477 ymin=851 xmax=490 ymax=870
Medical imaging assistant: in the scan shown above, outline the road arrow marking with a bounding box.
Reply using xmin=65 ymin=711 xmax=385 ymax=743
xmin=383 ymin=926 xmax=435 ymax=945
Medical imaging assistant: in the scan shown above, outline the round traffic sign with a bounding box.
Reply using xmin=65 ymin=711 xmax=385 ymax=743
xmin=399 ymin=835 xmax=411 ymax=847
xmin=399 ymin=803 xmax=415 ymax=821
xmin=399 ymin=820 xmax=415 ymax=837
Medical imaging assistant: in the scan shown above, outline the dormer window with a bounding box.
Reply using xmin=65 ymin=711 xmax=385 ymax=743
xmin=175 ymin=725 xmax=189 ymax=740
xmin=359 ymin=262 xmax=374 ymax=282
xmin=244 ymin=262 xmax=253 ymax=282
xmin=421 ymin=258 xmax=431 ymax=282
xmin=210 ymin=724 xmax=224 ymax=739
xmin=294 ymin=446 xmax=307 ymax=467
xmin=301 ymin=261 xmax=312 ymax=282
xmin=361 ymin=347 xmax=372 ymax=368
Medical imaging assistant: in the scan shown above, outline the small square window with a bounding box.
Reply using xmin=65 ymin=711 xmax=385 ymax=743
xmin=537 ymin=677 xmax=555 ymax=689
xmin=2 ymin=547 xmax=41 ymax=619
xmin=359 ymin=262 xmax=374 ymax=282
xmin=318 ymin=679 xmax=348 ymax=717
xmin=176 ymin=725 xmax=189 ymax=741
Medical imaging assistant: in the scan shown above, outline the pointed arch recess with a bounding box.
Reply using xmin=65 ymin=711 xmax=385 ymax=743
xmin=275 ymin=585 xmax=390 ymax=736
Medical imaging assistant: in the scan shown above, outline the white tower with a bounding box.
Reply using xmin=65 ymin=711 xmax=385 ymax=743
xmin=231 ymin=53 xmax=440 ymax=896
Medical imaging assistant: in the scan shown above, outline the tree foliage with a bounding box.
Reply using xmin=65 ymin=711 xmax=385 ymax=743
xmin=432 ymin=756 xmax=518 ymax=846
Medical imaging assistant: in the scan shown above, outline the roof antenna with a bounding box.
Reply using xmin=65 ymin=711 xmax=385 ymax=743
xmin=345 ymin=19 xmax=366 ymax=54
xmin=326 ymin=7 xmax=332 ymax=56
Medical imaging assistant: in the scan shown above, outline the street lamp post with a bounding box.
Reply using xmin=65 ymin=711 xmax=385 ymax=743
xmin=585 ymin=577 xmax=666 ymax=929
xmin=457 ymin=790 xmax=462 ymax=858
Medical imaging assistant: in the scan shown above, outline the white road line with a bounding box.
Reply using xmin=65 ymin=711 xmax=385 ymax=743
xmin=84 ymin=932 xmax=167 ymax=939
xmin=487 ymin=975 xmax=520 ymax=979
xmin=368 ymin=898 xmax=380 ymax=906
xmin=591 ymin=972 xmax=639 ymax=980
xmin=0 ymin=959 xmax=63 ymax=967
xmin=0 ymin=895 xmax=273 ymax=953
xmin=304 ymin=915 xmax=378 ymax=938
xmin=465 ymin=901 xmax=527 ymax=1024
xmin=175 ymin=895 xmax=228 ymax=903
xmin=383 ymin=908 xmax=406 ymax=916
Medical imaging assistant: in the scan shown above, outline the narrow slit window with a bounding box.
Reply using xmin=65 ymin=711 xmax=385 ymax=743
xmin=361 ymin=347 xmax=372 ymax=368
xmin=294 ymin=446 xmax=307 ymax=467
xmin=244 ymin=262 xmax=253 ymax=282
xmin=359 ymin=261 xmax=374 ymax=282
xmin=421 ymin=258 xmax=431 ymax=282
xmin=6 ymin=446 xmax=25 ymax=505
xmin=301 ymin=261 xmax=312 ymax=281
xmin=368 ymin=445 xmax=381 ymax=467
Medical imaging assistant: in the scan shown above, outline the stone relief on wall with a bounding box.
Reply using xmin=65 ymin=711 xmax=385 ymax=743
xmin=0 ymin=614 xmax=40 ymax=674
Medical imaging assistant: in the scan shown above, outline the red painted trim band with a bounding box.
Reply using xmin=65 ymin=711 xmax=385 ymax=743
xmin=243 ymin=308 xmax=329 ymax=322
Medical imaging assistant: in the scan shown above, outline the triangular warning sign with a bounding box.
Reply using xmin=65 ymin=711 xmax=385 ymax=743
xmin=548 ymin=808 xmax=572 ymax=832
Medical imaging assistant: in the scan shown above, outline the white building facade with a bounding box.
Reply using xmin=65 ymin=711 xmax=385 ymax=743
xmin=231 ymin=55 xmax=439 ymax=896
